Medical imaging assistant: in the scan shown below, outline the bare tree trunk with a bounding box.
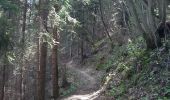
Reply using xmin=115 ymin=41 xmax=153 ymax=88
xmin=37 ymin=38 xmax=47 ymax=100
xmin=92 ymin=7 xmax=97 ymax=41
xmin=0 ymin=67 xmax=5 ymax=100
xmin=147 ymin=0 xmax=155 ymax=33
xmin=37 ymin=0 xmax=48 ymax=99
xmin=61 ymin=64 xmax=69 ymax=88
xmin=157 ymin=0 xmax=163 ymax=20
xmin=52 ymin=25 xmax=59 ymax=99
xmin=126 ymin=0 xmax=160 ymax=49
xmin=19 ymin=0 xmax=27 ymax=99
xmin=162 ymin=0 xmax=167 ymax=38
xmin=36 ymin=26 xmax=40 ymax=100
xmin=80 ymin=33 xmax=84 ymax=63
xmin=162 ymin=0 xmax=166 ymax=24
xmin=70 ymin=32 xmax=73 ymax=58
xmin=99 ymin=0 xmax=112 ymax=43
xmin=77 ymin=39 xmax=80 ymax=57
xmin=147 ymin=0 xmax=161 ymax=48
xmin=0 ymin=54 xmax=9 ymax=100
xmin=0 ymin=58 xmax=6 ymax=100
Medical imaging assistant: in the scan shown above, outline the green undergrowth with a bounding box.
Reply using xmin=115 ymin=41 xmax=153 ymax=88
xmin=97 ymin=36 xmax=170 ymax=99
xmin=60 ymin=83 xmax=77 ymax=97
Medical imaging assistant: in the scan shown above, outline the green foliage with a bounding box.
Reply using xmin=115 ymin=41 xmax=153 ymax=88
xmin=106 ymin=37 xmax=154 ymax=98
xmin=96 ymin=56 xmax=114 ymax=70
xmin=0 ymin=0 xmax=19 ymax=13
xmin=96 ymin=37 xmax=147 ymax=74
xmin=163 ymin=86 xmax=170 ymax=98
xmin=0 ymin=16 xmax=12 ymax=51
xmin=0 ymin=1 xmax=18 ymax=58
xmin=127 ymin=37 xmax=146 ymax=58
xmin=116 ymin=61 xmax=127 ymax=72
xmin=60 ymin=84 xmax=77 ymax=96
xmin=6 ymin=52 xmax=15 ymax=64
xmin=140 ymin=96 xmax=149 ymax=100
xmin=108 ymin=82 xmax=127 ymax=98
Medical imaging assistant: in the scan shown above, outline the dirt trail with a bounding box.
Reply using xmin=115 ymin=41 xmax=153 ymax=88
xmin=65 ymin=61 xmax=103 ymax=93
xmin=61 ymin=60 xmax=114 ymax=100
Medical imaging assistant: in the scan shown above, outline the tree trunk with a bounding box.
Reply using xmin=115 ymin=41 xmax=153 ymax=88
xmin=0 ymin=54 xmax=8 ymax=100
xmin=52 ymin=25 xmax=59 ymax=99
xmin=162 ymin=0 xmax=167 ymax=38
xmin=0 ymin=66 xmax=5 ymax=100
xmin=126 ymin=0 xmax=161 ymax=49
xmin=36 ymin=25 xmax=40 ymax=100
xmin=99 ymin=0 xmax=113 ymax=43
xmin=37 ymin=0 xmax=48 ymax=99
xmin=161 ymin=0 xmax=166 ymax=24
xmin=0 ymin=59 xmax=6 ymax=100
xmin=80 ymin=34 xmax=84 ymax=63
xmin=37 ymin=32 xmax=48 ymax=100
xmin=19 ymin=0 xmax=27 ymax=99
xmin=157 ymin=0 xmax=162 ymax=20
xmin=147 ymin=0 xmax=162 ymax=48
xmin=70 ymin=32 xmax=73 ymax=58
xmin=61 ymin=64 xmax=69 ymax=88
xmin=92 ymin=7 xmax=97 ymax=41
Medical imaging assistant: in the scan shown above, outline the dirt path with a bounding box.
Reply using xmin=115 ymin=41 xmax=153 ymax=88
xmin=61 ymin=60 xmax=114 ymax=100
xmin=66 ymin=61 xmax=103 ymax=93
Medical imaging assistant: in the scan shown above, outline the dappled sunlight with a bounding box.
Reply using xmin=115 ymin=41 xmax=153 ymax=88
xmin=1 ymin=0 xmax=170 ymax=100
xmin=63 ymin=87 xmax=103 ymax=100
xmin=62 ymin=72 xmax=116 ymax=100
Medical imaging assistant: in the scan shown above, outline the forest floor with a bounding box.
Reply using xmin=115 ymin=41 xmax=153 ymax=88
xmin=60 ymin=38 xmax=170 ymax=100
xmin=60 ymin=41 xmax=116 ymax=100
xmin=61 ymin=60 xmax=106 ymax=100
xmin=57 ymin=48 xmax=121 ymax=100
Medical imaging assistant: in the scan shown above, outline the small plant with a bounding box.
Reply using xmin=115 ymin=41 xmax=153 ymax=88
xmin=60 ymin=84 xmax=77 ymax=96
xmin=127 ymin=36 xmax=146 ymax=58
xmin=163 ymin=86 xmax=170 ymax=98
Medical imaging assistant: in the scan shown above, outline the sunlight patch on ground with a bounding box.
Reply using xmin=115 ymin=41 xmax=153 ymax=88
xmin=62 ymin=88 xmax=102 ymax=100
xmin=62 ymin=72 xmax=116 ymax=100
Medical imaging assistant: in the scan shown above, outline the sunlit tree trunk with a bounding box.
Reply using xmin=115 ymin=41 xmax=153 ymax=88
xmin=36 ymin=22 xmax=41 ymax=100
xmin=37 ymin=0 xmax=48 ymax=100
xmin=37 ymin=37 xmax=47 ymax=100
xmin=52 ymin=25 xmax=59 ymax=99
xmin=19 ymin=0 xmax=27 ymax=99
xmin=37 ymin=18 xmax=48 ymax=100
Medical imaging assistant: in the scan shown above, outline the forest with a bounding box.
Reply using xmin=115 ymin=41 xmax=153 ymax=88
xmin=0 ymin=0 xmax=170 ymax=100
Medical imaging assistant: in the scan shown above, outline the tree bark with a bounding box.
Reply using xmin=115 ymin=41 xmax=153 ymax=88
xmin=37 ymin=39 xmax=47 ymax=100
xmin=62 ymin=64 xmax=69 ymax=88
xmin=19 ymin=0 xmax=27 ymax=99
xmin=52 ymin=25 xmax=59 ymax=99
xmin=36 ymin=23 xmax=41 ymax=100
xmin=162 ymin=0 xmax=167 ymax=38
xmin=0 ymin=58 xmax=6 ymax=100
xmin=80 ymin=31 xmax=84 ymax=63
xmin=160 ymin=0 xmax=166 ymax=24
xmin=99 ymin=0 xmax=113 ymax=43
xmin=126 ymin=0 xmax=161 ymax=49
xmin=37 ymin=0 xmax=48 ymax=99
